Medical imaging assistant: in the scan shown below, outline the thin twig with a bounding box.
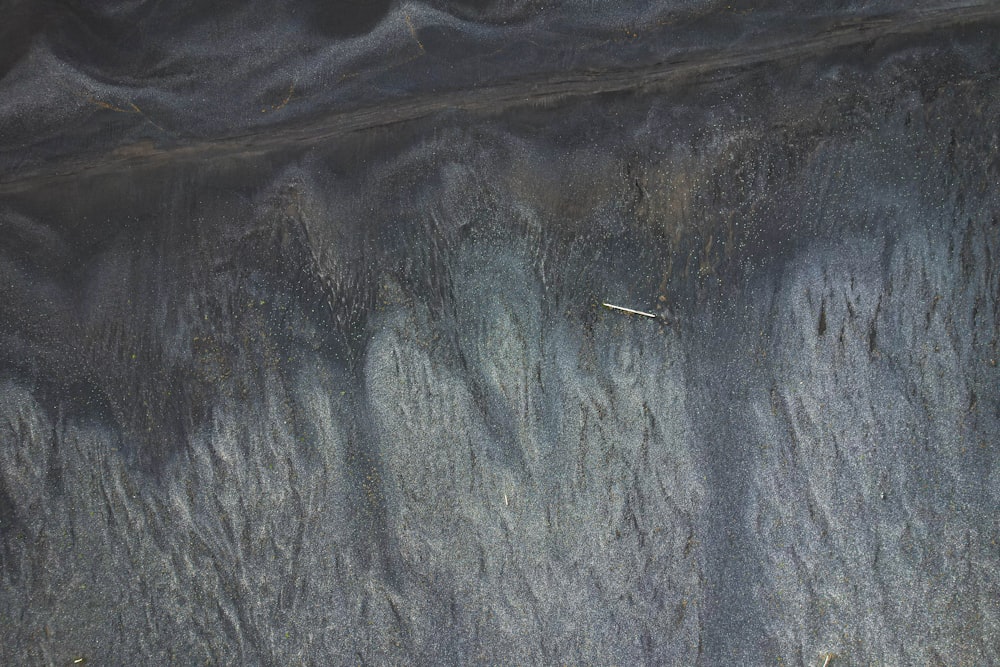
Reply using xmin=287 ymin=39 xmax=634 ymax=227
xmin=601 ymin=302 xmax=657 ymax=319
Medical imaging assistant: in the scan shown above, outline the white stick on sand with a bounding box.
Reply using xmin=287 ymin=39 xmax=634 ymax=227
xmin=601 ymin=302 xmax=658 ymax=319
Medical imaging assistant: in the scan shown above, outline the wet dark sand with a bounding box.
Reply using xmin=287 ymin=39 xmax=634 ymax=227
xmin=1 ymin=1 xmax=998 ymax=664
